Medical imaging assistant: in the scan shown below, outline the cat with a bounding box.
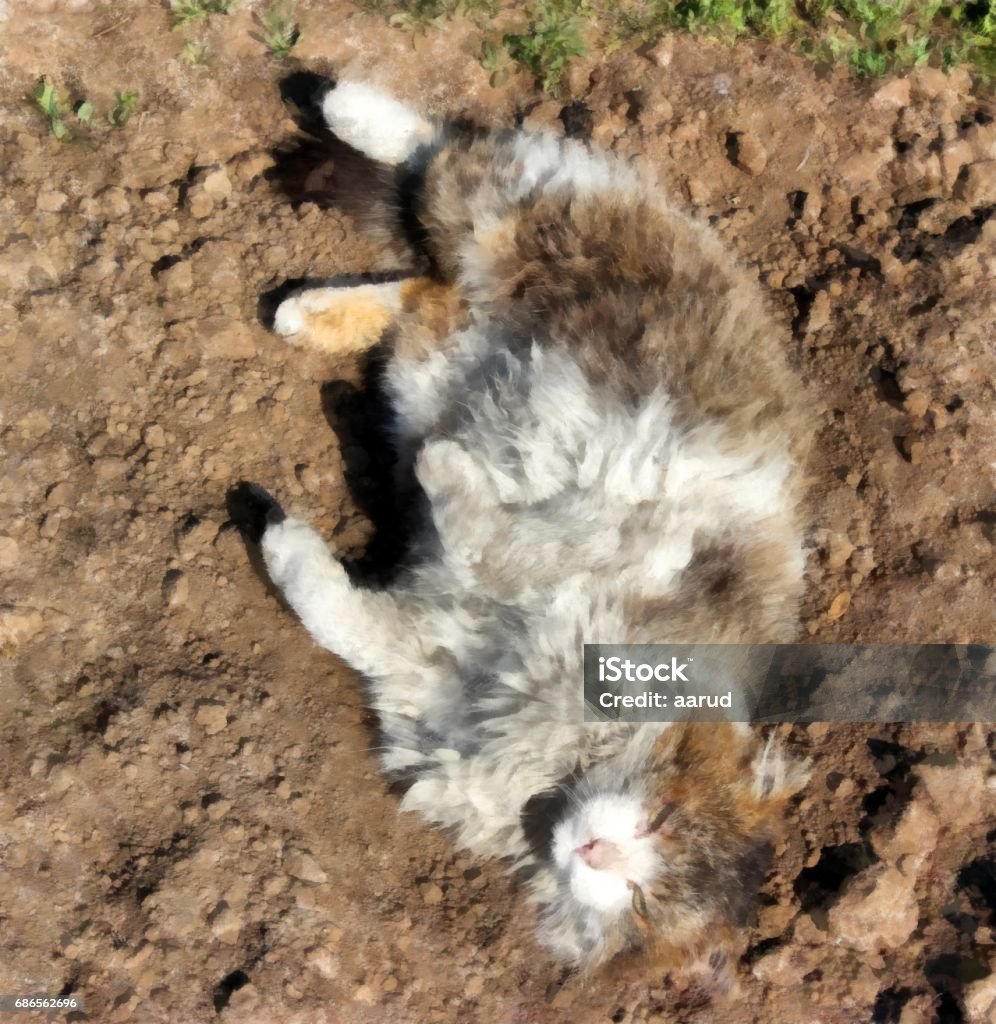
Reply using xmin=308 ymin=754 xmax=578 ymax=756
xmin=230 ymin=77 xmax=811 ymax=980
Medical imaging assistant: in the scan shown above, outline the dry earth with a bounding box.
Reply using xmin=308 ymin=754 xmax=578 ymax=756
xmin=1 ymin=2 xmax=995 ymax=1023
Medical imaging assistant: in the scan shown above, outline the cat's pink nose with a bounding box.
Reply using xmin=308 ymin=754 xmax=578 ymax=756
xmin=576 ymin=839 xmax=617 ymax=869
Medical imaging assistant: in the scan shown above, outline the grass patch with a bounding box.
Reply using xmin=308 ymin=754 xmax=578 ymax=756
xmin=259 ymin=1 xmax=300 ymax=59
xmin=32 ymin=78 xmax=142 ymax=141
xmin=33 ymin=78 xmax=72 ymax=139
xmin=170 ymin=0 xmax=235 ymax=29
xmin=109 ymin=90 xmax=141 ymax=127
xmin=600 ymin=1 xmax=996 ymax=78
xmin=503 ymin=0 xmax=591 ymax=92
xmin=357 ymin=0 xmax=498 ymax=38
xmin=359 ymin=0 xmax=995 ymax=86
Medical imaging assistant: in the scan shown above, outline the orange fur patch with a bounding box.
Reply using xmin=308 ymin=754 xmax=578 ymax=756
xmin=304 ymin=296 xmax=396 ymax=356
xmin=394 ymin=278 xmax=466 ymax=362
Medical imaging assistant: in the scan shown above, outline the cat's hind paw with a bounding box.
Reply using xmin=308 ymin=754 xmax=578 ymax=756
xmin=273 ymin=282 xmax=404 ymax=357
xmin=226 ymin=482 xmax=286 ymax=546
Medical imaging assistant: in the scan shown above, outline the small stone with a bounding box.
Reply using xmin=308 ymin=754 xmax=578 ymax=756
xmin=827 ymin=592 xmax=851 ymax=621
xmin=845 ymin=470 xmax=863 ymax=489
xmin=828 ymin=865 xmax=918 ymax=951
xmin=872 ymin=78 xmax=911 ymax=109
xmin=195 ymin=702 xmax=228 ymax=735
xmin=826 ymin=533 xmax=855 ymax=571
xmin=144 ymin=424 xmax=166 ymax=448
xmin=305 ymin=947 xmax=339 ymax=979
xmin=728 ymin=130 xmax=767 ymax=176
xmin=228 ymin=984 xmax=258 ymax=1010
xmin=208 ymin=903 xmax=241 ymax=944
xmin=45 ymin=481 xmax=75 ymax=507
xmin=903 ymin=392 xmax=930 ymax=418
xmin=805 ymin=290 xmax=831 ymax=334
xmin=464 ymin=976 xmax=484 ymax=997
xmin=901 ymin=437 xmax=925 ymax=464
xmin=0 ymin=607 xmax=44 ymax=646
xmin=160 ymin=260 xmax=193 ymax=297
xmin=0 ymin=536 xmax=18 ymax=569
xmin=94 ymin=457 xmax=128 ymax=480
xmin=420 ymin=882 xmax=444 ymax=905
xmin=205 ymin=798 xmax=231 ymax=821
xmin=382 ymin=975 xmax=400 ymax=993
xmin=352 ymin=984 xmax=375 ymax=1004
xmin=189 ymin=190 xmax=214 ymax=219
xmin=964 ymin=970 xmax=996 ymax=1024
xmin=162 ymin=570 xmax=188 ymax=607
xmin=37 ymin=189 xmax=68 ymax=212
xmin=686 ymin=178 xmax=710 ymax=205
xmin=956 ymin=160 xmax=996 ymax=207
xmin=202 ymin=168 xmax=232 ymax=200
xmin=284 ymin=851 xmax=328 ymax=885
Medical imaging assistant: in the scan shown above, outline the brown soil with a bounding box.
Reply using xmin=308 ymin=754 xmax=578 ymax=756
xmin=1 ymin=3 xmax=994 ymax=1023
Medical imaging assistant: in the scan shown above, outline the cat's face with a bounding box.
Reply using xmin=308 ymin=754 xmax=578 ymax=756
xmin=551 ymin=793 xmax=663 ymax=916
xmin=535 ymin=725 xmax=809 ymax=973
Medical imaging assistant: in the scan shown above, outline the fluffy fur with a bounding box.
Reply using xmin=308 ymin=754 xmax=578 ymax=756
xmin=246 ymin=80 xmax=812 ymax=977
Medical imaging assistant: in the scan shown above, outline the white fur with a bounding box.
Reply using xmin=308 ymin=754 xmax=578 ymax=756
xmin=509 ymin=131 xmax=639 ymax=201
xmin=552 ymin=795 xmax=659 ymax=914
xmin=320 ymin=82 xmax=436 ymax=164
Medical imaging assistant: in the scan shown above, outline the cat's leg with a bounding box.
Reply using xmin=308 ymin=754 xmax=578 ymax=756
xmin=319 ymin=82 xmax=437 ymax=165
xmin=273 ymin=278 xmax=409 ymax=358
xmin=229 ymin=483 xmax=429 ymax=682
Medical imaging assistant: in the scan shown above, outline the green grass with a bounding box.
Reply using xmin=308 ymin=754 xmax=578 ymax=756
xmin=503 ymin=0 xmax=591 ymax=92
xmin=357 ymin=0 xmax=498 ymax=37
xmin=360 ymin=0 xmax=996 ymax=87
xmin=601 ymin=1 xmax=996 ymax=78
xmin=109 ymin=90 xmax=141 ymax=127
xmin=33 ymin=78 xmax=71 ymax=139
xmin=169 ymin=0 xmax=235 ymax=29
xmin=260 ymin=1 xmax=300 ymax=59
xmin=32 ymin=78 xmax=142 ymax=141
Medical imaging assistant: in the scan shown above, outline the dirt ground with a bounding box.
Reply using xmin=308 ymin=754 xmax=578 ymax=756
xmin=1 ymin=2 xmax=994 ymax=1022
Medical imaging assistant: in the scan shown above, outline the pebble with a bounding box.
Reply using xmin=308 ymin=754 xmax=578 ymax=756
xmin=903 ymin=392 xmax=930 ymax=418
xmin=0 ymin=607 xmax=44 ymax=645
xmin=826 ymin=533 xmax=855 ymax=571
xmin=0 ymin=536 xmax=19 ymax=569
xmin=826 ymin=592 xmax=851 ymax=621
xmin=871 ymin=78 xmax=911 ymax=109
xmin=420 ymin=882 xmax=444 ymax=905
xmin=283 ymin=851 xmax=328 ymax=885
xmin=827 ymin=864 xmax=918 ymax=951
xmin=728 ymin=130 xmax=767 ymax=176
xmin=194 ymin=702 xmax=228 ymax=735
xmin=36 ymin=189 xmax=68 ymax=213
xmin=957 ymin=160 xmax=996 ymax=207
xmin=46 ymin=481 xmax=74 ymax=507
xmin=805 ymin=290 xmax=831 ymax=334
xmin=202 ymin=168 xmax=232 ymax=200
xmin=144 ymin=424 xmax=166 ymax=449
xmin=205 ymin=798 xmax=231 ymax=821
xmin=209 ymin=903 xmax=242 ymax=944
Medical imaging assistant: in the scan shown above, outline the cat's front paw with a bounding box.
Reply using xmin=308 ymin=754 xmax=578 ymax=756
xmin=226 ymin=481 xmax=286 ymax=545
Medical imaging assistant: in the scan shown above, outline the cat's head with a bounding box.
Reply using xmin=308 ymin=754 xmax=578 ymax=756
xmin=533 ymin=724 xmax=808 ymax=978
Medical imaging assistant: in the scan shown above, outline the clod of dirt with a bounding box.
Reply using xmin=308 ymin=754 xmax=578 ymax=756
xmin=284 ymin=850 xmax=328 ymax=885
xmin=828 ymin=864 xmax=919 ymax=951
xmin=726 ymin=130 xmax=768 ymax=176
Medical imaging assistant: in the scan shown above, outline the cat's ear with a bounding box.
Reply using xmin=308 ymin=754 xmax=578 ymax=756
xmin=750 ymin=732 xmax=809 ymax=804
